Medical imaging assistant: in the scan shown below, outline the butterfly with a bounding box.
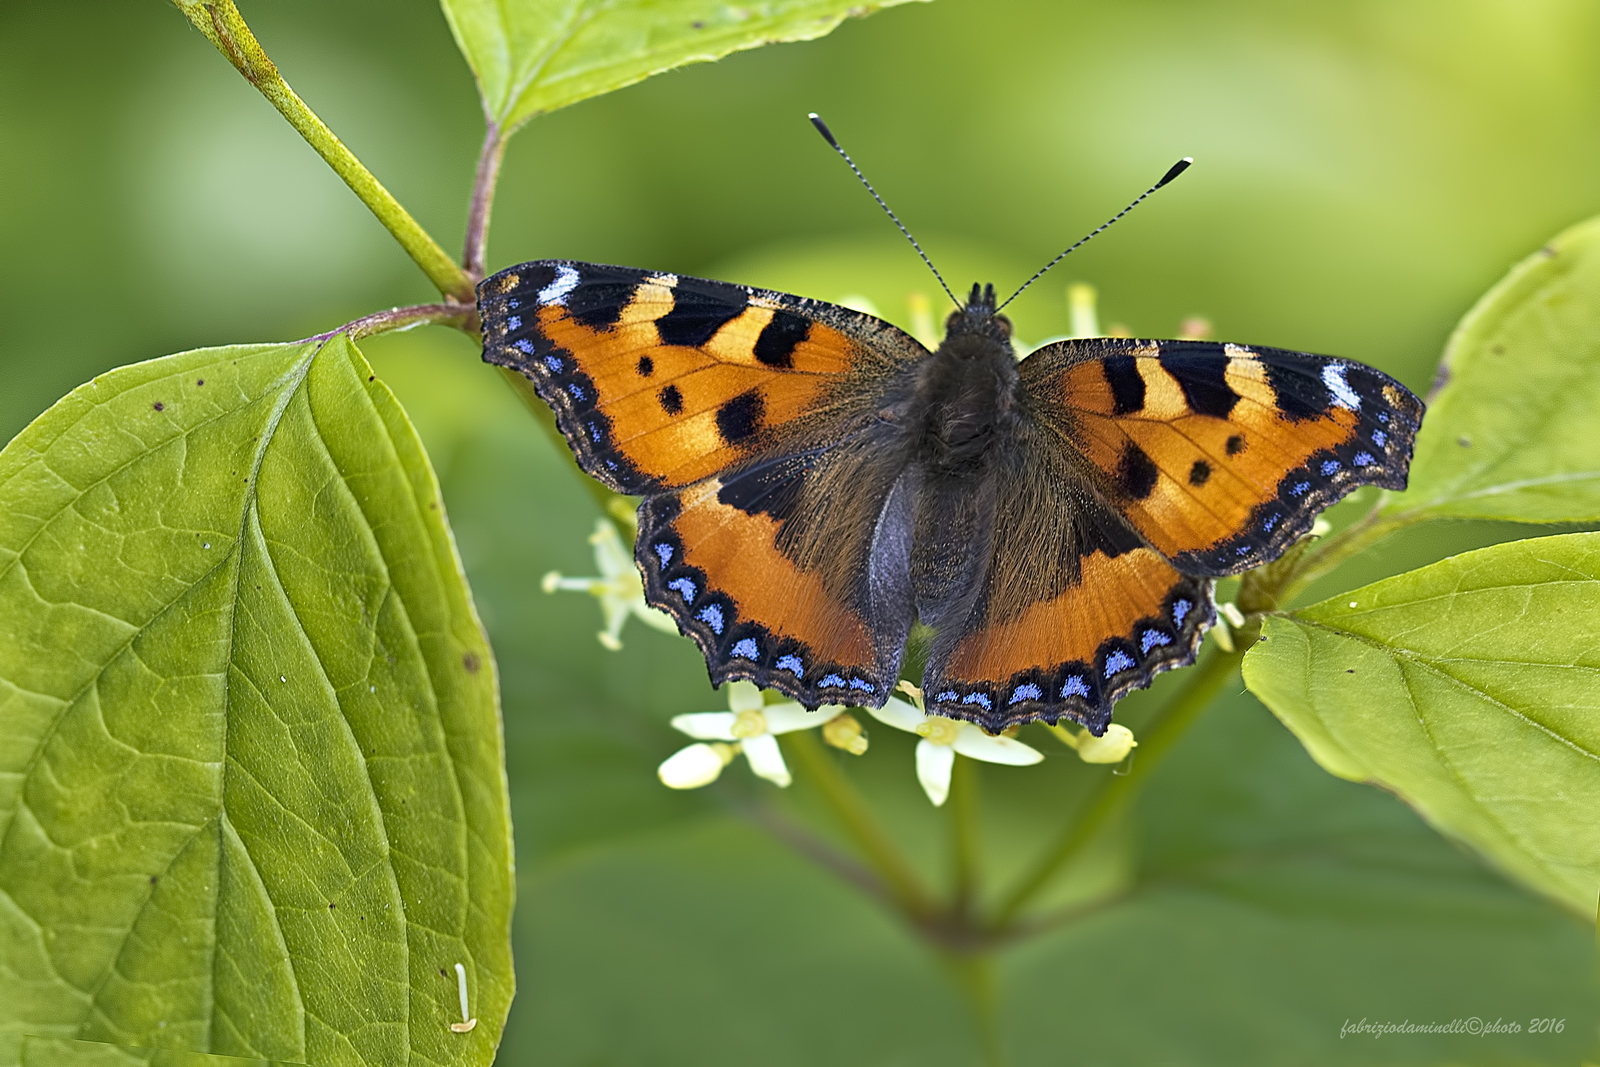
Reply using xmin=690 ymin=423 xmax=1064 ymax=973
xmin=477 ymin=258 xmax=1421 ymax=735
xmin=476 ymin=122 xmax=1422 ymax=736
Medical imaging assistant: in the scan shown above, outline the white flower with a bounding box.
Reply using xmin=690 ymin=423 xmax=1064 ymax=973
xmin=865 ymin=683 xmax=1043 ymax=806
xmin=542 ymin=518 xmax=677 ymax=650
xmin=658 ymin=681 xmax=846 ymax=789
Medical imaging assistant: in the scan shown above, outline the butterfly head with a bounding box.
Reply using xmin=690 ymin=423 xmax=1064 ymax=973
xmin=944 ymin=282 xmax=1013 ymax=346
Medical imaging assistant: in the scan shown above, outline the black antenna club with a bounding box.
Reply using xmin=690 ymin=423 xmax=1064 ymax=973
xmin=808 ymin=113 xmax=961 ymax=309
xmin=997 ymin=157 xmax=1194 ymax=311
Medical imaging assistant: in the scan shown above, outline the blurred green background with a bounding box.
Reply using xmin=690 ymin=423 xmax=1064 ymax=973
xmin=3 ymin=1 xmax=1597 ymax=1063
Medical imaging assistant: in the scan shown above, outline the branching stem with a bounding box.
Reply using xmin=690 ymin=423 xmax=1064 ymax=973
xmin=464 ymin=122 xmax=508 ymax=282
xmin=302 ymin=302 xmax=476 ymax=344
xmin=939 ymin=951 xmax=1007 ymax=1067
xmin=783 ymin=731 xmax=938 ymax=920
xmin=947 ymin=754 xmax=982 ymax=918
xmin=1264 ymin=503 xmax=1408 ymax=608
xmin=172 ymin=0 xmax=475 ymax=303
xmin=989 ymin=641 xmax=1248 ymax=928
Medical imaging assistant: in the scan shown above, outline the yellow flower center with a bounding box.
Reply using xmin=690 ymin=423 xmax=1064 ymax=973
xmin=730 ymin=709 xmax=769 ymax=738
xmin=915 ymin=717 xmax=961 ymax=746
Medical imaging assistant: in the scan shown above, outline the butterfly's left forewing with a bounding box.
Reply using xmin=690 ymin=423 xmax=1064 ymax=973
xmin=479 ymin=260 xmax=927 ymax=707
xmin=920 ymin=336 xmax=1421 ymax=734
xmin=1023 ymin=338 xmax=1422 ymax=574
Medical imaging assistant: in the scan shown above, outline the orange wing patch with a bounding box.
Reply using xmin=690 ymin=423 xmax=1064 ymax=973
xmin=924 ymin=546 xmax=1211 ymax=734
xmin=668 ymin=478 xmax=874 ymax=666
xmin=479 ymin=262 xmax=895 ymax=494
xmin=1028 ymin=339 xmax=1421 ymax=575
xmin=947 ymin=548 xmax=1185 ymax=677
xmin=635 ymin=474 xmax=904 ymax=707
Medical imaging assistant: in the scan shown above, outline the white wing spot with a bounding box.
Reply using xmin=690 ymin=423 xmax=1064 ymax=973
xmin=1322 ymin=363 xmax=1361 ymax=411
xmin=537 ymin=264 xmax=581 ymax=306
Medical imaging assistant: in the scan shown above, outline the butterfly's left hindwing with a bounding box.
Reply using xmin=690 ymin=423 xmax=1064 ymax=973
xmin=1022 ymin=338 xmax=1422 ymax=575
xmin=918 ymin=432 xmax=1215 ymax=734
xmin=479 ymin=260 xmax=928 ymax=709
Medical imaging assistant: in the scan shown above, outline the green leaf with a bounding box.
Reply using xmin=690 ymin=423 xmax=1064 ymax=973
xmin=1383 ymin=215 xmax=1600 ymax=523
xmin=13 ymin=1034 xmax=295 ymax=1065
xmin=0 ymin=338 xmax=512 ymax=1064
xmin=439 ymin=0 xmax=930 ymax=130
xmin=1242 ymin=532 xmax=1600 ymax=917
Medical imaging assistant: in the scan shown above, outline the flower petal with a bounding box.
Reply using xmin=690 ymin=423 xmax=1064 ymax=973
xmin=952 ymin=726 xmax=1044 ymax=766
xmin=740 ymin=733 xmax=791 ymax=787
xmin=761 ymin=702 xmax=841 ymax=734
xmin=865 ymin=696 xmax=925 ymax=734
xmin=632 ymin=600 xmax=679 ymax=635
xmin=915 ymin=739 xmax=955 ymax=806
xmin=590 ymin=518 xmax=633 ymax=578
xmin=658 ymin=744 xmax=727 ymax=789
xmin=725 ymin=679 xmax=764 ymax=713
xmin=670 ymin=712 xmax=738 ymax=741
xmin=597 ymin=594 xmax=631 ymax=651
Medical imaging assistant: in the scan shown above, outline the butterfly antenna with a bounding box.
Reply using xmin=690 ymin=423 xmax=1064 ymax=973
xmin=997 ymin=157 xmax=1194 ymax=312
xmin=809 ymin=113 xmax=961 ymax=309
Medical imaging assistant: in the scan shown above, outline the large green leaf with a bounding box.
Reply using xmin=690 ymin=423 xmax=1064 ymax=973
xmin=11 ymin=1035 xmax=292 ymax=1065
xmin=0 ymin=338 xmax=512 ymax=1064
xmin=1242 ymin=532 xmax=1600 ymax=917
xmin=1382 ymin=216 xmax=1600 ymax=524
xmin=439 ymin=0 xmax=929 ymax=130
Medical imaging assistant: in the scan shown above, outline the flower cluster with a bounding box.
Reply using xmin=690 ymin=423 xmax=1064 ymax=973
xmin=657 ymin=680 xmax=852 ymax=789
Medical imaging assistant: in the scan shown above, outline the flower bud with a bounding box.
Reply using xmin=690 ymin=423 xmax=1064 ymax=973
xmin=1076 ymin=724 xmax=1137 ymax=765
xmin=822 ymin=713 xmax=869 ymax=755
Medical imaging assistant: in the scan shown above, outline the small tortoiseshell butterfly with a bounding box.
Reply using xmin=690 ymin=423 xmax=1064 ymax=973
xmin=477 ymin=119 xmax=1422 ymax=736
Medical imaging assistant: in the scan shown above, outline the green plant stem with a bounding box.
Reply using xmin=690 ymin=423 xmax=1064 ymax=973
xmin=1254 ymin=502 xmax=1408 ymax=611
xmin=939 ymin=950 xmax=1007 ymax=1067
xmin=989 ymin=641 xmax=1247 ymax=928
xmin=464 ymin=122 xmax=507 ymax=282
xmin=947 ymin=754 xmax=981 ymax=916
xmin=783 ymin=731 xmax=938 ymax=919
xmin=173 ymin=0 xmax=475 ymax=304
xmin=304 ymin=302 xmax=475 ymax=344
